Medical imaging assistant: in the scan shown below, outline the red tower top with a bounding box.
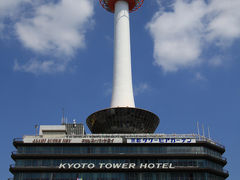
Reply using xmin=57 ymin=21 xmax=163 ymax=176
xmin=99 ymin=0 xmax=144 ymax=13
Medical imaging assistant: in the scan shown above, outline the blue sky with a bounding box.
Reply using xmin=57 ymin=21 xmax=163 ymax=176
xmin=0 ymin=0 xmax=239 ymax=179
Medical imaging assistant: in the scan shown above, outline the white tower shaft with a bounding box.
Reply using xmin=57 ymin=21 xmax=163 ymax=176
xmin=111 ymin=1 xmax=135 ymax=108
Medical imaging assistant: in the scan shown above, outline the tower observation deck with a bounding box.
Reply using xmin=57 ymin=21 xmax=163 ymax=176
xmin=99 ymin=0 xmax=144 ymax=13
xmin=86 ymin=0 xmax=159 ymax=134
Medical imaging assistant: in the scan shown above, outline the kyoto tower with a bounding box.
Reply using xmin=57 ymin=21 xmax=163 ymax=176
xmin=86 ymin=0 xmax=159 ymax=134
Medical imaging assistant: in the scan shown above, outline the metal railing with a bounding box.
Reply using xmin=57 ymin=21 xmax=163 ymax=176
xmin=11 ymin=151 xmax=226 ymax=162
xmin=14 ymin=134 xmax=225 ymax=148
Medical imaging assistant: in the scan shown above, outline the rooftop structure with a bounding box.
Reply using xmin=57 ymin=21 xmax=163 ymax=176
xmin=38 ymin=124 xmax=85 ymax=137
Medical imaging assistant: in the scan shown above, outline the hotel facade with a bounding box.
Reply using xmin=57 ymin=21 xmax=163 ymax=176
xmin=10 ymin=123 xmax=228 ymax=180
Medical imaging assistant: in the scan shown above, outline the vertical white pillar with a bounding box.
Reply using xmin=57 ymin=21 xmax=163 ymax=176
xmin=111 ymin=1 xmax=135 ymax=108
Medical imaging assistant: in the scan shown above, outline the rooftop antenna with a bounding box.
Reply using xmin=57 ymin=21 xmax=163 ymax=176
xmin=202 ymin=124 xmax=205 ymax=138
xmin=34 ymin=124 xmax=38 ymax=136
xmin=197 ymin=121 xmax=200 ymax=140
xmin=73 ymin=119 xmax=77 ymax=127
xmin=208 ymin=126 xmax=211 ymax=139
xmin=66 ymin=117 xmax=68 ymax=124
xmin=71 ymin=119 xmax=77 ymax=135
xmin=61 ymin=108 xmax=65 ymax=125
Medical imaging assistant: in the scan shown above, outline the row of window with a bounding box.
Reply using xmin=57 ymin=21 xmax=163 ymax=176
xmin=16 ymin=146 xmax=222 ymax=158
xmin=15 ymin=159 xmax=223 ymax=171
xmin=13 ymin=172 xmax=226 ymax=180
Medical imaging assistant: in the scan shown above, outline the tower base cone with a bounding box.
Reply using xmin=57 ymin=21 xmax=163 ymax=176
xmin=86 ymin=107 xmax=159 ymax=134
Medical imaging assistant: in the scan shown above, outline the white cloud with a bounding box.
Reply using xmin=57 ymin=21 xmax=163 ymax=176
xmin=0 ymin=0 xmax=95 ymax=75
xmin=206 ymin=0 xmax=240 ymax=42
xmin=0 ymin=0 xmax=28 ymax=17
xmin=134 ymin=83 xmax=150 ymax=96
xmin=4 ymin=0 xmax=95 ymax=74
xmin=0 ymin=0 xmax=30 ymax=31
xmin=194 ymin=72 xmax=207 ymax=81
xmin=208 ymin=56 xmax=223 ymax=67
xmin=14 ymin=59 xmax=67 ymax=75
xmin=103 ymin=82 xmax=112 ymax=96
xmin=16 ymin=0 xmax=94 ymax=56
xmin=147 ymin=0 xmax=240 ymax=72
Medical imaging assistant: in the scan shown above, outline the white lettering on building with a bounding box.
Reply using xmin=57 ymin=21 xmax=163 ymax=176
xmin=58 ymin=163 xmax=175 ymax=169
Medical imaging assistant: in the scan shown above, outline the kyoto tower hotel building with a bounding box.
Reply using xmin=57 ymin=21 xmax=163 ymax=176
xmin=9 ymin=0 xmax=229 ymax=180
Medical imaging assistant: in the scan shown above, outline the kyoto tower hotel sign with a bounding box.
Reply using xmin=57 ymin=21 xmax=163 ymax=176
xmin=86 ymin=0 xmax=159 ymax=134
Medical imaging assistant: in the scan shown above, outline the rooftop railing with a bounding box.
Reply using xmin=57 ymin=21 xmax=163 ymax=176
xmin=14 ymin=134 xmax=225 ymax=149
